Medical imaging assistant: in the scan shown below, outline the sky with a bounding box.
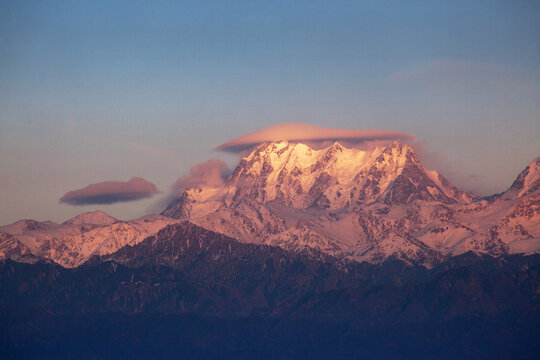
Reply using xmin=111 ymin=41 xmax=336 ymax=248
xmin=0 ymin=0 xmax=539 ymax=225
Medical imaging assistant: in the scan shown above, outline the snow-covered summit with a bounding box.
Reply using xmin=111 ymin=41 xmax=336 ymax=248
xmin=500 ymin=158 xmax=540 ymax=200
xmin=62 ymin=210 xmax=117 ymax=226
xmin=164 ymin=140 xmax=472 ymax=218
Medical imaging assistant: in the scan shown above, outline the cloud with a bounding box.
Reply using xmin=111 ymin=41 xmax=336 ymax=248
xmin=216 ymin=123 xmax=415 ymax=153
xmin=172 ymin=159 xmax=231 ymax=191
xmin=147 ymin=159 xmax=231 ymax=214
xmin=59 ymin=177 xmax=159 ymax=205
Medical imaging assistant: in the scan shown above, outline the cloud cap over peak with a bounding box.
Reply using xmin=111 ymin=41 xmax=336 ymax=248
xmin=216 ymin=123 xmax=415 ymax=153
xmin=59 ymin=177 xmax=158 ymax=206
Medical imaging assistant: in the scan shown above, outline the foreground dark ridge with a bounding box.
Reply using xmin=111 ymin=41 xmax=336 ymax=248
xmin=3 ymin=222 xmax=539 ymax=318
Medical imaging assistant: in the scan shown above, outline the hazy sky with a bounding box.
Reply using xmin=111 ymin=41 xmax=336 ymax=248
xmin=1 ymin=0 xmax=539 ymax=224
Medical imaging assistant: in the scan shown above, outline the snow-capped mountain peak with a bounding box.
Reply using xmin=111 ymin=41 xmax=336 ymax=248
xmin=502 ymin=158 xmax=540 ymax=199
xmin=166 ymin=140 xmax=472 ymax=216
xmin=62 ymin=210 xmax=117 ymax=226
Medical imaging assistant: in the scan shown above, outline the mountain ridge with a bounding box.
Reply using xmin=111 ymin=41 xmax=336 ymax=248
xmin=0 ymin=213 xmax=182 ymax=267
xmin=162 ymin=140 xmax=539 ymax=265
xmin=1 ymin=141 xmax=538 ymax=268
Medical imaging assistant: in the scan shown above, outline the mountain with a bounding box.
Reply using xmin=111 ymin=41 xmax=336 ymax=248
xmin=0 ymin=233 xmax=42 ymax=264
xmin=0 ymin=141 xmax=537 ymax=269
xmin=163 ymin=141 xmax=539 ymax=265
xmin=0 ymin=212 xmax=181 ymax=267
xmin=4 ymin=222 xmax=539 ymax=319
xmin=62 ymin=210 xmax=117 ymax=227
xmin=499 ymin=157 xmax=540 ymax=200
xmin=166 ymin=141 xmax=472 ymax=212
xmin=1 ymin=146 xmax=539 ymax=358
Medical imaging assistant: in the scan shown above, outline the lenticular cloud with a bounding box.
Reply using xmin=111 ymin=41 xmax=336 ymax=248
xmin=216 ymin=123 xmax=415 ymax=153
xmin=60 ymin=177 xmax=159 ymax=205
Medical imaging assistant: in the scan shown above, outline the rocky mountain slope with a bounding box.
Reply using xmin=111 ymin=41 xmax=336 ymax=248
xmin=163 ymin=141 xmax=539 ymax=265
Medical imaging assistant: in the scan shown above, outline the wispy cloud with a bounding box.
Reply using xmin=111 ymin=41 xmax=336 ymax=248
xmin=172 ymin=159 xmax=231 ymax=191
xmin=148 ymin=159 xmax=231 ymax=214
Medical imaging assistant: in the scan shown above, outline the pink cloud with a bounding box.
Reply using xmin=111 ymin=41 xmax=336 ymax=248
xmin=147 ymin=159 xmax=231 ymax=213
xmin=59 ymin=177 xmax=158 ymax=205
xmin=216 ymin=123 xmax=415 ymax=153
xmin=173 ymin=159 xmax=230 ymax=190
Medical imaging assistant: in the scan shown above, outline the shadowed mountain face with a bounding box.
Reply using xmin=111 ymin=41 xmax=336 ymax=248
xmin=1 ymin=222 xmax=540 ymax=359
xmin=3 ymin=222 xmax=537 ymax=319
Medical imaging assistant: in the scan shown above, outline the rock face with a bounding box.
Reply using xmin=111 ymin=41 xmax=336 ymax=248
xmin=163 ymin=141 xmax=539 ymax=266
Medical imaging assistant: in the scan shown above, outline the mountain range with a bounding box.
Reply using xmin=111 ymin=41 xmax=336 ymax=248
xmin=2 ymin=141 xmax=538 ymax=268
xmin=1 ymin=140 xmax=539 ymax=359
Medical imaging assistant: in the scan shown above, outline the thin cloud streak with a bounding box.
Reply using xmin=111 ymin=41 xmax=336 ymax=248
xmin=148 ymin=159 xmax=232 ymax=214
xmin=172 ymin=159 xmax=231 ymax=191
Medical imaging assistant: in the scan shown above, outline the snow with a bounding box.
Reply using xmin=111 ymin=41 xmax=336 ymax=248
xmin=0 ymin=212 xmax=182 ymax=267
xmin=63 ymin=210 xmax=117 ymax=226
xmin=507 ymin=237 xmax=540 ymax=254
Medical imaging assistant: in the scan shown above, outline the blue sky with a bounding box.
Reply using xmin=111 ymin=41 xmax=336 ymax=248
xmin=0 ymin=0 xmax=539 ymax=224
